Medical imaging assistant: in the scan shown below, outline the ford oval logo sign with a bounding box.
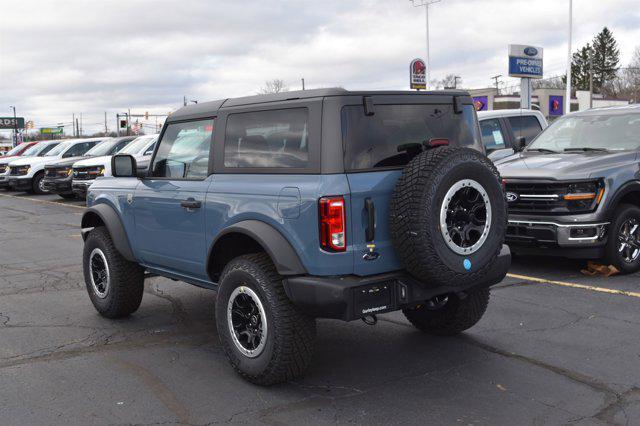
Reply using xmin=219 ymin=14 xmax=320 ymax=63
xmin=524 ymin=47 xmax=538 ymax=57
xmin=506 ymin=192 xmax=519 ymax=203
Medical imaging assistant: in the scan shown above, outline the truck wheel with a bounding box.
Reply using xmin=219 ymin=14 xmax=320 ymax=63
xmin=216 ymin=253 xmax=316 ymax=385
xmin=604 ymin=204 xmax=640 ymax=274
xmin=403 ymin=287 xmax=490 ymax=336
xmin=83 ymin=227 xmax=144 ymax=318
xmin=390 ymin=147 xmax=506 ymax=288
xmin=31 ymin=171 xmax=47 ymax=195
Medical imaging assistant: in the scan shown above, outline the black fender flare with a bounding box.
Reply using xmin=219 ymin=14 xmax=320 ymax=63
xmin=210 ymin=220 xmax=306 ymax=275
xmin=605 ymin=180 xmax=640 ymax=221
xmin=81 ymin=204 xmax=136 ymax=262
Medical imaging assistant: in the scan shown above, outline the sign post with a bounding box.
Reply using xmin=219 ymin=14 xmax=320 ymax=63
xmin=409 ymin=58 xmax=427 ymax=90
xmin=508 ymin=45 xmax=543 ymax=110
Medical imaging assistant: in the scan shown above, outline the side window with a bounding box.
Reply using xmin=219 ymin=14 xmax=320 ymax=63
xmin=63 ymin=141 xmax=96 ymax=157
xmin=144 ymin=142 xmax=156 ymax=156
xmin=224 ymin=108 xmax=309 ymax=168
xmin=508 ymin=116 xmax=543 ymax=143
xmin=150 ymin=119 xmax=213 ymax=179
xmin=112 ymin=140 xmax=130 ymax=154
xmin=480 ymin=119 xmax=506 ymax=150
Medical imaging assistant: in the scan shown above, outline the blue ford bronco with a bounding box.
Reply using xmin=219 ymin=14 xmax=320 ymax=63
xmin=81 ymin=88 xmax=510 ymax=384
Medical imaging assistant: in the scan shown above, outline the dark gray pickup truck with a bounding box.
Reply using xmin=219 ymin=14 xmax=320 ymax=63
xmin=496 ymin=105 xmax=640 ymax=273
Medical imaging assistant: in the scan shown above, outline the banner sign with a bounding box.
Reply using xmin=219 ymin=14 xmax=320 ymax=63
xmin=410 ymin=58 xmax=427 ymax=90
xmin=0 ymin=117 xmax=25 ymax=129
xmin=40 ymin=127 xmax=64 ymax=135
xmin=473 ymin=96 xmax=489 ymax=111
xmin=508 ymin=45 xmax=543 ymax=79
xmin=549 ymin=95 xmax=563 ymax=116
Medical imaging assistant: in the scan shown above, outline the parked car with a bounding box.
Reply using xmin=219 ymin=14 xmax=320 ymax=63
xmin=43 ymin=136 xmax=135 ymax=199
xmin=0 ymin=140 xmax=61 ymax=190
xmin=7 ymin=138 xmax=106 ymax=194
xmin=71 ymin=134 xmax=158 ymax=198
xmin=80 ymin=89 xmax=510 ymax=384
xmin=479 ymin=109 xmax=548 ymax=161
xmin=0 ymin=141 xmax=39 ymax=159
xmin=496 ymin=105 xmax=640 ymax=273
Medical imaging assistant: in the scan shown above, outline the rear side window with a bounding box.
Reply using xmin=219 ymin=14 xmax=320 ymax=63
xmin=151 ymin=119 xmax=213 ymax=179
xmin=480 ymin=118 xmax=507 ymax=150
xmin=342 ymin=104 xmax=479 ymax=170
xmin=63 ymin=141 xmax=98 ymax=158
xmin=224 ymin=108 xmax=309 ymax=168
xmin=508 ymin=115 xmax=543 ymax=143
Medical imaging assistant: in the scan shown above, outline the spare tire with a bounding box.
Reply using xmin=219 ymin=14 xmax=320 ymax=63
xmin=390 ymin=147 xmax=506 ymax=288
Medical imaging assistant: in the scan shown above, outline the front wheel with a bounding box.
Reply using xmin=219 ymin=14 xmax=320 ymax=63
xmin=216 ymin=253 xmax=316 ymax=385
xmin=31 ymin=172 xmax=47 ymax=195
xmin=403 ymin=287 xmax=490 ymax=336
xmin=83 ymin=227 xmax=145 ymax=318
xmin=604 ymin=204 xmax=640 ymax=274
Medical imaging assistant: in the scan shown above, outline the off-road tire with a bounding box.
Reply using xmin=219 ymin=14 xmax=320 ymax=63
xmin=390 ymin=147 xmax=506 ymax=288
xmin=216 ymin=253 xmax=316 ymax=385
xmin=31 ymin=171 xmax=47 ymax=195
xmin=83 ymin=226 xmax=144 ymax=318
xmin=604 ymin=204 xmax=640 ymax=274
xmin=403 ymin=288 xmax=490 ymax=336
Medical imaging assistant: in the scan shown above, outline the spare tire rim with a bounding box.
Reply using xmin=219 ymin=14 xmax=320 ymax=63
xmin=227 ymin=285 xmax=268 ymax=358
xmin=89 ymin=248 xmax=110 ymax=299
xmin=439 ymin=179 xmax=492 ymax=255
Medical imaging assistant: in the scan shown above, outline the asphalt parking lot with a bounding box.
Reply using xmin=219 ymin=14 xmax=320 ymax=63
xmin=1 ymin=191 xmax=639 ymax=425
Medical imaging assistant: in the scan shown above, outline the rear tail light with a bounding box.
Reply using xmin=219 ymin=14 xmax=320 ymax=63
xmin=319 ymin=196 xmax=346 ymax=252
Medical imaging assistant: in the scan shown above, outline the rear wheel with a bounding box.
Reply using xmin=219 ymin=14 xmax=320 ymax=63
xmin=403 ymin=287 xmax=490 ymax=336
xmin=604 ymin=204 xmax=640 ymax=274
xmin=216 ymin=253 xmax=316 ymax=385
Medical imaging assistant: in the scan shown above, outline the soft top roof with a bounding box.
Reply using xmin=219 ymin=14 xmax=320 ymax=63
xmin=168 ymin=88 xmax=472 ymax=122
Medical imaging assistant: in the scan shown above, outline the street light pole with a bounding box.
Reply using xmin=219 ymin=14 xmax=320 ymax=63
xmin=410 ymin=0 xmax=441 ymax=88
xmin=565 ymin=0 xmax=573 ymax=115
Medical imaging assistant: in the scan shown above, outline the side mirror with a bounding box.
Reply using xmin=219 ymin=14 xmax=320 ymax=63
xmin=514 ymin=136 xmax=526 ymax=152
xmin=111 ymin=154 xmax=138 ymax=177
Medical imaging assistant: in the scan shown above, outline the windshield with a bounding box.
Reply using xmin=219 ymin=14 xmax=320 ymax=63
xmin=4 ymin=144 xmax=27 ymax=156
xmin=527 ymin=113 xmax=640 ymax=152
xmin=120 ymin=136 xmax=156 ymax=154
xmin=84 ymin=140 xmax=115 ymax=156
xmin=45 ymin=142 xmax=71 ymax=156
xmin=23 ymin=142 xmax=58 ymax=156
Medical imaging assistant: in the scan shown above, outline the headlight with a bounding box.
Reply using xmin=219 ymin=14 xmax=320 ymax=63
xmin=67 ymin=168 xmax=73 ymax=177
xmin=563 ymin=180 xmax=604 ymax=211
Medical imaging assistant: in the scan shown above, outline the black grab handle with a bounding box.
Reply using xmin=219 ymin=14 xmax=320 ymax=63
xmin=180 ymin=198 xmax=202 ymax=209
xmin=365 ymin=198 xmax=375 ymax=242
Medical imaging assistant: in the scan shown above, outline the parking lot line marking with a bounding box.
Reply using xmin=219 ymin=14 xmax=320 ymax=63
xmin=506 ymin=273 xmax=640 ymax=298
xmin=0 ymin=193 xmax=85 ymax=210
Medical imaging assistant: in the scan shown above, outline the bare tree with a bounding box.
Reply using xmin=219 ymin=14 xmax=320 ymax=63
xmin=433 ymin=74 xmax=462 ymax=89
xmin=259 ymin=79 xmax=289 ymax=94
xmin=602 ymin=46 xmax=640 ymax=102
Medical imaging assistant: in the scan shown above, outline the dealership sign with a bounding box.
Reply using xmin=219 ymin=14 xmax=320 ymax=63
xmin=0 ymin=117 xmax=25 ymax=129
xmin=508 ymin=45 xmax=543 ymax=79
xmin=40 ymin=127 xmax=64 ymax=135
xmin=410 ymin=58 xmax=427 ymax=90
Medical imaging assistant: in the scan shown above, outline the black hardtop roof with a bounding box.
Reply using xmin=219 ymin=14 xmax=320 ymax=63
xmin=168 ymin=88 xmax=471 ymax=121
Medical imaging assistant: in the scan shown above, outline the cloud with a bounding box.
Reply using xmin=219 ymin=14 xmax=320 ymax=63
xmin=0 ymin=0 xmax=638 ymax=134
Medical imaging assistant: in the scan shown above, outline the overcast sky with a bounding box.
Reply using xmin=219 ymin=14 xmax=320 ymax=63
xmin=1 ymin=0 xmax=639 ymax=135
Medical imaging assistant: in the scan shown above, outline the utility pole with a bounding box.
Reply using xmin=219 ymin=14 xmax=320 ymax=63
xmin=104 ymin=111 xmax=108 ymax=134
xmin=301 ymin=78 xmax=305 ymax=90
xmin=589 ymin=51 xmax=594 ymax=109
xmin=72 ymin=113 xmax=76 ymax=137
xmin=76 ymin=118 xmax=80 ymax=138
xmin=565 ymin=0 xmax=573 ymax=115
xmin=491 ymin=75 xmax=502 ymax=95
xmin=116 ymin=114 xmax=120 ymax=137
xmin=183 ymin=96 xmax=187 ymax=107
xmin=453 ymin=75 xmax=461 ymax=89
xmin=410 ymin=0 xmax=442 ymax=88
xmin=9 ymin=105 xmax=17 ymax=147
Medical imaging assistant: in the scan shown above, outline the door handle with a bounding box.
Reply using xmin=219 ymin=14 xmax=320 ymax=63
xmin=180 ymin=198 xmax=202 ymax=209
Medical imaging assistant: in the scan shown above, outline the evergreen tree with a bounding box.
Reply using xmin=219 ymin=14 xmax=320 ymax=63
xmin=591 ymin=27 xmax=620 ymax=93
xmin=571 ymin=44 xmax=592 ymax=90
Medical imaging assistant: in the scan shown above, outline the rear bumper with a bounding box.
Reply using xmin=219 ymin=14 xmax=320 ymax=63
xmin=42 ymin=177 xmax=72 ymax=194
xmin=283 ymin=244 xmax=511 ymax=321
